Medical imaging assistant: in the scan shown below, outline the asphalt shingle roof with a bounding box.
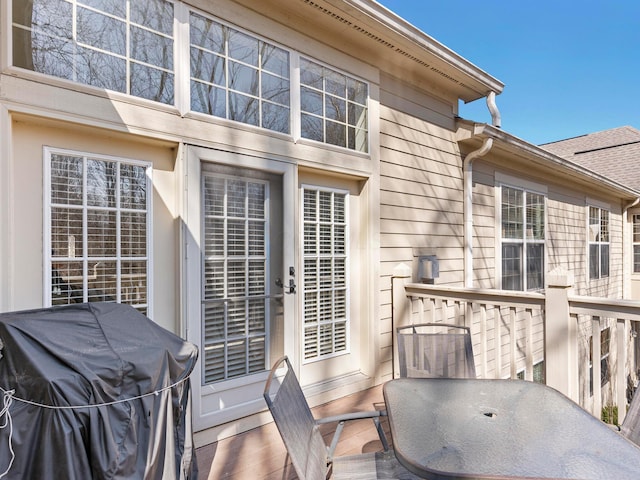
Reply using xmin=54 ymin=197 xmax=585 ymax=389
xmin=540 ymin=126 xmax=640 ymax=191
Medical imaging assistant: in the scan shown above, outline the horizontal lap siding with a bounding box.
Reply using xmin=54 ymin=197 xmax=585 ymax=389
xmin=377 ymin=77 xmax=463 ymax=380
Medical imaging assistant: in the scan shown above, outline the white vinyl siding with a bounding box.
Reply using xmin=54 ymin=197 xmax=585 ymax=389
xmin=201 ymin=173 xmax=269 ymax=383
xmin=13 ymin=0 xmax=175 ymax=104
xmin=45 ymin=149 xmax=151 ymax=313
xmin=302 ymin=186 xmax=349 ymax=361
xmin=501 ymin=185 xmax=545 ymax=291
xmin=589 ymin=206 xmax=610 ymax=279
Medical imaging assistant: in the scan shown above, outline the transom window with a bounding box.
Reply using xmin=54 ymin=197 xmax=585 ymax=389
xmin=588 ymin=206 xmax=610 ymax=279
xmin=45 ymin=149 xmax=151 ymax=314
xmin=300 ymin=58 xmax=368 ymax=152
xmin=12 ymin=3 xmax=369 ymax=152
xmin=632 ymin=214 xmax=640 ymax=273
xmin=189 ymin=11 xmax=291 ymax=134
xmin=302 ymin=187 xmax=349 ymax=361
xmin=13 ymin=0 xmax=175 ymax=104
xmin=501 ymin=185 xmax=545 ymax=291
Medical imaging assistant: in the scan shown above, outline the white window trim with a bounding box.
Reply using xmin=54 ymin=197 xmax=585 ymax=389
xmin=632 ymin=214 xmax=640 ymax=274
xmin=300 ymin=184 xmax=351 ymax=364
xmin=587 ymin=202 xmax=611 ymax=281
xmin=43 ymin=147 xmax=153 ymax=316
xmin=496 ymin=180 xmax=547 ymax=292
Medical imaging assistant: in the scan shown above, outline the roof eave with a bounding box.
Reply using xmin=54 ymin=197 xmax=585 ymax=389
xmin=332 ymin=0 xmax=505 ymax=101
xmin=457 ymin=122 xmax=640 ymax=199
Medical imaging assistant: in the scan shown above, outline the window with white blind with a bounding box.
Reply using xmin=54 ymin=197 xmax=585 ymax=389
xmin=201 ymin=173 xmax=269 ymax=383
xmin=589 ymin=206 xmax=610 ymax=279
xmin=302 ymin=186 xmax=349 ymax=361
xmin=501 ymin=185 xmax=545 ymax=291
xmin=13 ymin=0 xmax=175 ymax=104
xmin=45 ymin=149 xmax=151 ymax=314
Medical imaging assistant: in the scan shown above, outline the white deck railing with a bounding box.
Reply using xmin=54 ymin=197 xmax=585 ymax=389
xmin=392 ymin=268 xmax=640 ymax=423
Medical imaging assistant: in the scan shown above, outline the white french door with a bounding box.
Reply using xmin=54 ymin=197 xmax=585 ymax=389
xmin=185 ymin=148 xmax=296 ymax=431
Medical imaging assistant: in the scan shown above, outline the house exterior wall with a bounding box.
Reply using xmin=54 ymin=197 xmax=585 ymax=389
xmin=6 ymin=116 xmax=180 ymax=330
xmin=378 ymin=74 xmax=463 ymax=380
xmin=1 ymin=0 xmax=428 ymax=437
xmin=471 ymin=159 xmax=625 ymax=298
xmin=471 ymin=155 xmax=627 ymax=408
xmin=3 ymin=0 xmax=633 ymax=438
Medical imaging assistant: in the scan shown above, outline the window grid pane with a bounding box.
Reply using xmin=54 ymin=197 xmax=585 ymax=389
xmin=13 ymin=0 xmax=175 ymax=104
xmin=501 ymin=186 xmax=545 ymax=291
xmin=634 ymin=215 xmax=640 ymax=273
xmin=189 ymin=11 xmax=291 ymax=134
xmin=48 ymin=152 xmax=150 ymax=314
xmin=300 ymin=58 xmax=368 ymax=153
xmin=589 ymin=206 xmax=610 ymax=279
xmin=302 ymin=188 xmax=349 ymax=361
xmin=202 ymin=174 xmax=269 ymax=383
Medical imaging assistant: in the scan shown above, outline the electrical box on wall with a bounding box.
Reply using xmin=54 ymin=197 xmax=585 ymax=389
xmin=418 ymin=255 xmax=439 ymax=282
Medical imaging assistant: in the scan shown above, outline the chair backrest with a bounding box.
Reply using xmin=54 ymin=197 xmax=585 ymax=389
xmin=263 ymin=356 xmax=329 ymax=480
xmin=621 ymin=381 xmax=640 ymax=446
xmin=396 ymin=323 xmax=476 ymax=378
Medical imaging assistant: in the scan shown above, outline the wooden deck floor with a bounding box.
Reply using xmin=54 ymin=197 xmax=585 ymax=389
xmin=194 ymin=384 xmax=390 ymax=480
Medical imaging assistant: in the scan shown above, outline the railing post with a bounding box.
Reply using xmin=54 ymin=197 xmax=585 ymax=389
xmin=545 ymin=270 xmax=578 ymax=402
xmin=392 ymin=263 xmax=412 ymax=378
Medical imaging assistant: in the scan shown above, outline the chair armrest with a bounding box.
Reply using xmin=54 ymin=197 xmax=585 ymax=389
xmin=316 ymin=409 xmax=386 ymax=425
xmin=316 ymin=409 xmax=390 ymax=458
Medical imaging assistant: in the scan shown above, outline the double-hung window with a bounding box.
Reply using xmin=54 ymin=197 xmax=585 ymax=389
xmin=501 ymin=185 xmax=545 ymax=291
xmin=45 ymin=149 xmax=151 ymax=314
xmin=302 ymin=187 xmax=349 ymax=361
xmin=588 ymin=206 xmax=609 ymax=279
xmin=633 ymin=214 xmax=640 ymax=273
xmin=12 ymin=0 xmax=175 ymax=104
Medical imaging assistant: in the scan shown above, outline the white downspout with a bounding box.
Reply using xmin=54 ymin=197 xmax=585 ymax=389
xmin=463 ymin=92 xmax=501 ymax=288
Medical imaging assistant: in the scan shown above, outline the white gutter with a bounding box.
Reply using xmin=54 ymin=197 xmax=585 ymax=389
xmin=463 ymin=92 xmax=501 ymax=288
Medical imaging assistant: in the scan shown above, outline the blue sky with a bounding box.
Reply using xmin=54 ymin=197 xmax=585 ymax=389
xmin=376 ymin=1 xmax=640 ymax=145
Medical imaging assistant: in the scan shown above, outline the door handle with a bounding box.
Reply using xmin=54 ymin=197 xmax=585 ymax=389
xmin=275 ymin=277 xmax=296 ymax=294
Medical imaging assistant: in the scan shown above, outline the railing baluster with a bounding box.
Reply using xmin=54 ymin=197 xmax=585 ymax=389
xmin=525 ymin=308 xmax=533 ymax=381
xmin=496 ymin=305 xmax=503 ymax=379
xmin=592 ymin=316 xmax=602 ymax=419
xmin=480 ymin=303 xmax=487 ymax=379
xmin=617 ymin=318 xmax=628 ymax=423
xmin=510 ymin=307 xmax=517 ymax=379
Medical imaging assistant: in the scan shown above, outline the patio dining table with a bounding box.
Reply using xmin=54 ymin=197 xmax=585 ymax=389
xmin=383 ymin=378 xmax=640 ymax=479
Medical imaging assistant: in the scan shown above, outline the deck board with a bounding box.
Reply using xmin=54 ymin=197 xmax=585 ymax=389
xmin=195 ymin=385 xmax=389 ymax=479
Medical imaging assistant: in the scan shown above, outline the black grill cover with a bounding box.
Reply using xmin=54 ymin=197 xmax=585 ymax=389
xmin=0 ymin=303 xmax=198 ymax=479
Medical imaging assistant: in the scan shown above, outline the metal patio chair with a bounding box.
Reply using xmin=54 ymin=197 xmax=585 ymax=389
xmin=263 ymin=356 xmax=420 ymax=480
xmin=396 ymin=322 xmax=476 ymax=378
xmin=618 ymin=379 xmax=640 ymax=446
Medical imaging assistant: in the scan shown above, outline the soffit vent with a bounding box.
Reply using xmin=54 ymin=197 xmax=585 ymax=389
xmin=299 ymin=0 xmax=468 ymax=89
